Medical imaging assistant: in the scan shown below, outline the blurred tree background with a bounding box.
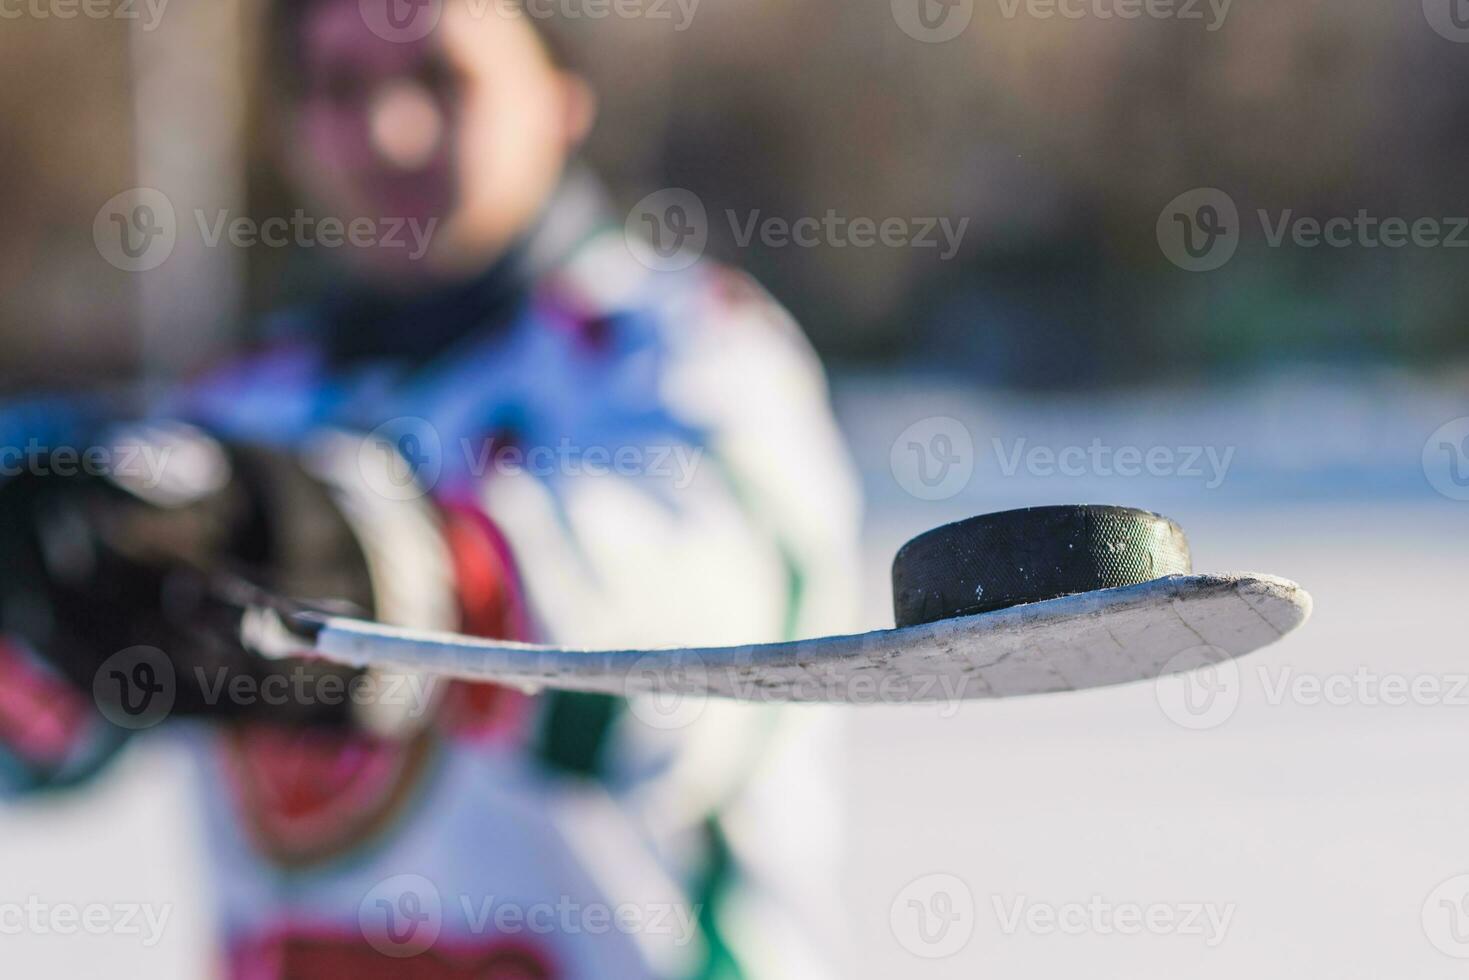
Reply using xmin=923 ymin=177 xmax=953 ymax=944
xmin=2 ymin=0 xmax=1466 ymax=389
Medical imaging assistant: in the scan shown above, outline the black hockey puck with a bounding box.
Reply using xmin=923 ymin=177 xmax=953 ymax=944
xmin=891 ymin=505 xmax=1191 ymax=628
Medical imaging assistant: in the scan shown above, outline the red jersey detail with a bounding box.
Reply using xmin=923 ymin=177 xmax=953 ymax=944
xmin=0 ymin=639 xmax=91 ymax=767
xmin=231 ymin=930 xmax=556 ymax=980
xmin=436 ymin=501 xmax=535 ymax=743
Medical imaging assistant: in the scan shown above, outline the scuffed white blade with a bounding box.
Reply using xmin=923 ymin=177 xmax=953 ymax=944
xmin=301 ymin=574 xmax=1310 ymax=703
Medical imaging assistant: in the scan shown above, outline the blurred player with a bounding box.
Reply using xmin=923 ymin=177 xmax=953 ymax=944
xmin=0 ymin=0 xmax=860 ymax=975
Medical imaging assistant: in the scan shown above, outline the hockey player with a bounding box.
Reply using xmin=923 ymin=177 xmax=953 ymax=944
xmin=0 ymin=0 xmax=860 ymax=975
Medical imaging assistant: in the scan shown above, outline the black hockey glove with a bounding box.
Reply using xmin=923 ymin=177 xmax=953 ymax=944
xmin=0 ymin=423 xmax=378 ymax=727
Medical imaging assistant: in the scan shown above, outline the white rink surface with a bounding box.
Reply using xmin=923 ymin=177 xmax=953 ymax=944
xmin=0 ymin=372 xmax=1464 ymax=978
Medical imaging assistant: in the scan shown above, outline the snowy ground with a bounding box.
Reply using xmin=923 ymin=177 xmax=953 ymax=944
xmin=1 ymin=370 xmax=1464 ymax=977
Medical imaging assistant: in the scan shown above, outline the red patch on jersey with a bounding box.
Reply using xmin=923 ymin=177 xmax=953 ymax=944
xmin=0 ymin=640 xmax=90 ymax=767
xmin=435 ymin=501 xmax=535 ymax=743
xmin=222 ymin=727 xmax=436 ymax=867
xmin=231 ymin=930 xmax=556 ymax=980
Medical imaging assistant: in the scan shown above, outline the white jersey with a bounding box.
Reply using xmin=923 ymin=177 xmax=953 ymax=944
xmin=0 ymin=223 xmax=862 ymax=979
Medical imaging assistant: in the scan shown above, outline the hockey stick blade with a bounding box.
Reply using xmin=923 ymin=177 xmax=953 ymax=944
xmin=243 ymin=573 xmax=1311 ymax=704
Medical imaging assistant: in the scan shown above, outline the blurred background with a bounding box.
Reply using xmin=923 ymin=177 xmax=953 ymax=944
xmin=6 ymin=0 xmax=1469 ymax=385
xmin=0 ymin=0 xmax=1465 ymax=976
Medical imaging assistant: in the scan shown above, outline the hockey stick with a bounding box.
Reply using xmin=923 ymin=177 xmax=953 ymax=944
xmin=236 ymin=572 xmax=1310 ymax=705
xmin=221 ymin=507 xmax=1313 ymax=705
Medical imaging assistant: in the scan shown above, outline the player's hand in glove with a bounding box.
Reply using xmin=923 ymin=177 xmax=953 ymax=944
xmin=0 ymin=423 xmax=381 ymax=727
